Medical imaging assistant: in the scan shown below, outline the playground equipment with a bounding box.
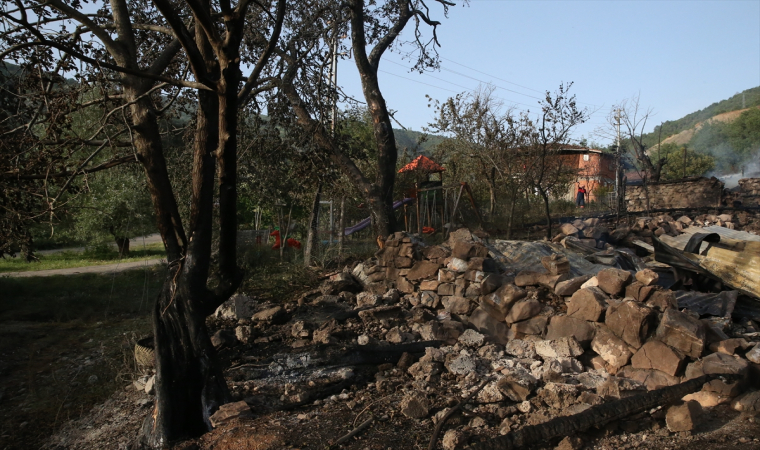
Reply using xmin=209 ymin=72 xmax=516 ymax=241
xmin=339 ymin=155 xmax=482 ymax=238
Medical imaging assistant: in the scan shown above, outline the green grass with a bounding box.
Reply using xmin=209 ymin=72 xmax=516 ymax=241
xmin=0 ymin=244 xmax=165 ymax=273
xmin=0 ymin=267 xmax=164 ymax=449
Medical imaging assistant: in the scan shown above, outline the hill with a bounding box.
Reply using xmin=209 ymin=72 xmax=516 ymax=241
xmin=394 ymin=128 xmax=445 ymax=155
xmin=642 ymin=86 xmax=760 ymax=148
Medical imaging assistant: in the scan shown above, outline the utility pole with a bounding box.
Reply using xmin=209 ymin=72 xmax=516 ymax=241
xmin=615 ymin=109 xmax=622 ymax=215
xmin=330 ymin=17 xmax=339 ymax=136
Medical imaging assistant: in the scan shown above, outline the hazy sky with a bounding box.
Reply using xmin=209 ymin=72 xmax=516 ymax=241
xmin=337 ymin=0 xmax=760 ymax=145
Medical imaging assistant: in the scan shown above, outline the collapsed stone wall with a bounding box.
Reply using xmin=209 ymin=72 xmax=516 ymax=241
xmin=624 ymin=177 xmax=723 ymax=212
xmin=738 ymin=178 xmax=760 ymax=207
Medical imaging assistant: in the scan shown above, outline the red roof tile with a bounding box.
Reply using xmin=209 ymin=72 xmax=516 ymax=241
xmin=398 ymin=155 xmax=445 ymax=173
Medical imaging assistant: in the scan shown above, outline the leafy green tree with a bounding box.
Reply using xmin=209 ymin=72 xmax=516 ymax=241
xmin=658 ymin=143 xmax=715 ymax=180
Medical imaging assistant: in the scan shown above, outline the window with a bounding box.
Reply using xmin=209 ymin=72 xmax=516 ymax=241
xmin=583 ymin=154 xmax=590 ymax=161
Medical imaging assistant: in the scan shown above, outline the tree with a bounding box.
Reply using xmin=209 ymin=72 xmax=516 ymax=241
xmin=523 ymin=83 xmax=588 ymax=239
xmin=278 ymin=0 xmax=457 ymax=238
xmin=600 ymin=94 xmax=666 ymax=182
xmin=657 ymin=143 xmax=715 ymax=180
xmin=2 ymin=0 xmax=287 ymax=446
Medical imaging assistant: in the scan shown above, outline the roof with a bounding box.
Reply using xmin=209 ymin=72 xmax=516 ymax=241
xmin=398 ymin=155 xmax=445 ymax=173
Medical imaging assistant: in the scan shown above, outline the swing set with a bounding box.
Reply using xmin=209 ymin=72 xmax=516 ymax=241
xmin=398 ymin=155 xmax=482 ymax=238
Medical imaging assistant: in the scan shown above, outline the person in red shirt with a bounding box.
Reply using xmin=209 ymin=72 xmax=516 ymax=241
xmin=576 ymin=184 xmax=587 ymax=208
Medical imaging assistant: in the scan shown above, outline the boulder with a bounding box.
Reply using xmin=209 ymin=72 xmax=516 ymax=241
xmin=469 ymin=307 xmax=511 ymax=345
xmin=746 ymin=343 xmax=760 ymax=364
xmin=665 ymin=401 xmax=702 ymax=432
xmin=481 ymin=274 xmax=507 ymax=295
xmin=559 ymin=223 xmax=580 ymax=236
xmin=591 ymin=325 xmax=632 ymax=369
xmin=480 ymin=284 xmax=527 ymax=321
xmin=630 ymin=340 xmax=685 ymax=377
xmin=605 ymin=300 xmax=655 ymax=349
xmin=617 ymin=366 xmax=681 ymax=391
xmin=554 ymin=275 xmax=591 ymax=297
xmin=452 ymin=241 xmax=488 ymax=260
xmin=646 ymin=289 xmax=677 ymax=311
xmin=442 ymin=296 xmax=471 ymax=315
xmin=510 ymin=316 xmax=548 ymax=336
xmin=702 ymin=352 xmax=750 ymax=377
xmin=566 ymin=287 xmax=607 ymax=322
xmin=514 ymin=270 xmax=541 ymax=287
xmin=534 ymin=337 xmax=584 ymax=359
xmin=400 ymin=392 xmax=429 ymax=419
xmin=209 ymin=401 xmax=253 ymax=427
xmin=731 ymin=391 xmax=760 ymax=413
xmin=214 ymin=293 xmax=255 ymax=320
xmin=635 ymin=269 xmax=659 ymax=286
xmin=420 ymin=280 xmax=440 ymax=291
xmin=407 ymin=261 xmax=441 ymax=281
xmin=656 ymin=308 xmax=705 ymax=358
xmin=356 ymin=292 xmax=381 ymax=308
xmin=596 ymin=268 xmax=632 ymax=296
xmin=545 ymin=316 xmax=595 ymax=347
xmin=396 ymin=276 xmax=415 ymax=294
xmin=708 ymin=338 xmax=751 ymax=355
xmin=505 ymin=339 xmax=537 ymax=359
xmin=252 ymin=306 xmax=288 ymax=324
xmin=504 ymin=299 xmax=542 ymax=324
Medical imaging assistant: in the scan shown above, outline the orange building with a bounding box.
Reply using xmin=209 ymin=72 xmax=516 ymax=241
xmin=556 ymin=146 xmax=617 ymax=202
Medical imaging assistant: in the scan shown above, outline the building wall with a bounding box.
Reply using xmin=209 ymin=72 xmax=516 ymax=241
xmin=738 ymin=178 xmax=760 ymax=206
xmin=561 ymin=153 xmax=616 ymax=202
xmin=624 ymin=177 xmax=724 ymax=212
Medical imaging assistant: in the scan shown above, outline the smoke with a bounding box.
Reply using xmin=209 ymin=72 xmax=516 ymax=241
xmin=711 ymin=148 xmax=760 ymax=189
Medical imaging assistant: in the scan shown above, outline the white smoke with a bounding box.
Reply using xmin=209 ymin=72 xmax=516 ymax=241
xmin=711 ymin=149 xmax=760 ymax=189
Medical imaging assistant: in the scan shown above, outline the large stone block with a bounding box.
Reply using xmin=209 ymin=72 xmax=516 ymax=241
xmin=545 ymin=316 xmax=595 ymax=347
xmin=407 ymin=260 xmax=441 ymax=281
xmin=591 ymin=325 xmax=632 ymax=369
xmin=504 ymin=299 xmax=542 ymax=324
xmin=630 ymin=340 xmax=685 ymax=377
xmin=480 ymin=284 xmax=527 ymax=321
xmin=605 ymin=300 xmax=655 ymax=349
xmin=468 ymin=307 xmax=511 ymax=345
xmin=567 ymin=287 xmax=607 ymax=322
xmin=510 ymin=316 xmax=548 ymax=336
xmin=596 ymin=268 xmax=632 ymax=296
xmin=656 ymin=308 xmax=705 ymax=358
xmin=554 ymin=275 xmax=591 ymax=297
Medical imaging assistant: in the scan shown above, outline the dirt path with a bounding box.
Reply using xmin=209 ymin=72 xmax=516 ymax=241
xmin=35 ymin=233 xmax=163 ymax=255
xmin=0 ymin=258 xmax=166 ymax=278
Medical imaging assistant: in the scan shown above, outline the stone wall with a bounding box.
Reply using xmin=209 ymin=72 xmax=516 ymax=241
xmin=624 ymin=177 xmax=723 ymax=212
xmin=738 ymin=178 xmax=760 ymax=207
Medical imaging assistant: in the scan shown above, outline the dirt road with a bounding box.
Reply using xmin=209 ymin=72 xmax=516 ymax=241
xmin=0 ymin=258 xmax=166 ymax=278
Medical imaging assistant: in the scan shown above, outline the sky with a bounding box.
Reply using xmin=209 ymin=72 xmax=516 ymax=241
xmin=336 ymin=0 xmax=760 ymax=145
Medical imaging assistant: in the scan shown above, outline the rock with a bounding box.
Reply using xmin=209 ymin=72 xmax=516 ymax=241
xmin=420 ymin=291 xmax=440 ymax=309
xmin=682 ymin=391 xmax=729 ymax=408
xmin=446 ymin=354 xmax=477 ymax=375
xmin=731 ymin=391 xmax=760 ymax=413
xmin=215 ymin=293 xmax=255 ymax=320
xmin=438 ymin=269 xmax=457 ymax=283
xmin=545 ymin=316 xmax=595 ymax=347
xmin=631 ymin=340 xmax=685 ymax=377
xmin=605 ymin=300 xmax=655 ymax=349
xmin=541 ymin=254 xmax=570 ymax=275
xmin=396 ymin=276 xmax=415 ymax=294
xmin=408 ymin=360 xmax=444 ymax=381
xmin=468 ymin=257 xmax=497 ymax=273
xmin=356 ymin=292 xmax=381 ymax=308
xmin=515 ymin=270 xmax=541 ymax=287
xmin=580 ymin=276 xmax=598 ymax=289
xmin=554 ymin=275 xmax=591 ymax=296
xmin=447 ymin=258 xmax=469 ymax=273
xmin=209 ymin=401 xmax=253 ymax=427
xmin=556 ymin=436 xmax=584 ymax=450
xmin=144 ymin=375 xmax=155 ymax=395
xmin=235 ymin=325 xmax=253 ymax=344
xmin=646 ymin=290 xmax=677 ymax=311
xmin=313 ymin=319 xmax=340 ymax=344
xmin=458 ymin=329 xmax=486 ymax=347
xmin=442 ymin=296 xmax=471 ymax=315
xmin=538 ymin=273 xmax=569 ymax=290
xmin=746 ymin=343 xmax=760 ymax=364
xmin=709 ymin=338 xmax=751 ymax=355
xmin=665 ymin=401 xmax=702 ymax=432
xmin=596 ymin=268 xmax=632 ymax=296
xmin=510 ymin=316 xmax=548 ymax=336
xmin=407 ymin=261 xmax=441 ymax=281
xmin=703 ymin=378 xmax=744 ymax=397
xmin=559 ymin=223 xmax=580 ymax=236
xmin=591 ymin=325 xmax=632 ymax=369
xmin=505 ymin=339 xmax=537 ymax=359
xmin=497 ymin=367 xmax=539 ymax=402
xmin=505 ymin=299 xmax=542 ymax=324
xmin=534 ymin=337 xmax=584 ymax=359
xmin=481 ymin=274 xmax=507 ymax=295
xmin=437 ymin=283 xmax=456 ymax=296
xmin=252 ymin=306 xmax=288 ymax=324
xmin=382 ymin=288 xmax=401 ymax=304
xmin=468 ymin=307 xmax=511 ymax=345
xmin=420 ymin=280 xmax=440 ymax=291
xmin=538 ymin=382 xmax=580 ymax=409
xmin=702 ymin=352 xmax=750 ymax=377
xmin=400 ymin=392 xmax=429 ymax=419
xmin=480 ymin=284 xmax=527 ymax=321
xmin=656 ymin=308 xmax=705 ymax=358
xmin=385 ymin=327 xmax=414 ymax=344
xmin=442 ymin=429 xmax=466 ymax=450
xmin=567 ymin=287 xmax=607 ymax=322
xmin=321 ymin=272 xmax=360 ymax=294
xmin=211 ymin=329 xmax=237 ymax=348
xmin=635 ymin=269 xmax=659 ymax=286
xmin=617 ymin=367 xmax=681 ymax=391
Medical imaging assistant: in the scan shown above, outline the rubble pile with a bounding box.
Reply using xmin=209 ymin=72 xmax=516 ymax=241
xmin=202 ymin=226 xmax=760 ymax=448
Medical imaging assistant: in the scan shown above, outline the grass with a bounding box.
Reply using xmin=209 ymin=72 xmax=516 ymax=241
xmin=0 ymin=267 xmax=165 ymax=449
xmin=0 ymin=243 xmax=165 ymax=273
